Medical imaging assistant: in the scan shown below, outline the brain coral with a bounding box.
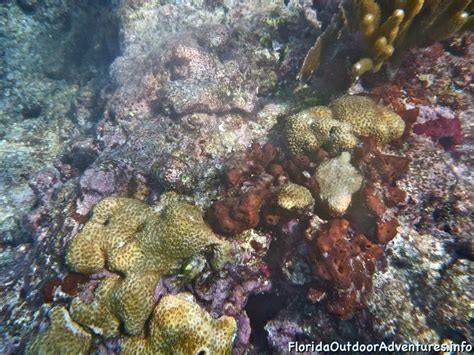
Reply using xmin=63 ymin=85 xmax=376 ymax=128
xmin=65 ymin=197 xmax=153 ymax=274
xmin=121 ymin=292 xmax=237 ymax=355
xmin=66 ymin=193 xmax=233 ymax=336
xmin=27 ymin=306 xmax=91 ymax=355
xmin=329 ymin=95 xmax=405 ymax=144
xmin=277 ymin=182 xmax=315 ymax=210
xmin=314 ymin=152 xmax=363 ymax=216
xmin=283 ymin=95 xmax=404 ymax=156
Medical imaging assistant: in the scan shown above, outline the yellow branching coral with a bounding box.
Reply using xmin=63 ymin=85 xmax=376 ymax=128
xmin=27 ymin=306 xmax=92 ymax=355
xmin=277 ymin=182 xmax=315 ymax=210
xmin=66 ymin=193 xmax=233 ymax=336
xmin=121 ymin=293 xmax=237 ymax=355
xmin=283 ymin=95 xmax=404 ymax=156
xmin=299 ymin=0 xmax=473 ymax=80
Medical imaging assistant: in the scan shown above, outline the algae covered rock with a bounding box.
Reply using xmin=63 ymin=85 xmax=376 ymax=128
xmin=27 ymin=306 xmax=91 ymax=355
xmin=283 ymin=95 xmax=404 ymax=156
xmin=277 ymin=182 xmax=315 ymax=210
xmin=121 ymin=292 xmax=237 ymax=355
xmin=314 ymin=152 xmax=363 ymax=216
xmin=66 ymin=193 xmax=233 ymax=336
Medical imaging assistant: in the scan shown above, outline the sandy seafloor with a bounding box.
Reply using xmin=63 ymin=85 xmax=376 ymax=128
xmin=1 ymin=1 xmax=472 ymax=354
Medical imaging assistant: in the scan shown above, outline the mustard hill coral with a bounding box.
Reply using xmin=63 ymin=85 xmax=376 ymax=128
xmin=27 ymin=306 xmax=92 ymax=355
xmin=277 ymin=182 xmax=314 ymax=210
xmin=69 ymin=275 xmax=121 ymax=338
xmin=65 ymin=197 xmax=153 ymax=274
xmin=314 ymin=152 xmax=363 ymax=216
xmin=66 ymin=194 xmax=233 ymax=336
xmin=299 ymin=0 xmax=474 ymax=80
xmin=283 ymin=95 xmax=404 ymax=156
xmin=121 ymin=293 xmax=237 ymax=355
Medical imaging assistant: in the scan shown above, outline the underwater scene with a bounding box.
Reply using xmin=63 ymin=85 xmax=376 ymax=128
xmin=1 ymin=0 xmax=473 ymax=354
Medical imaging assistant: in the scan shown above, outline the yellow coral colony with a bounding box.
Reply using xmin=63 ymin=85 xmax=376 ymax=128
xmin=122 ymin=293 xmax=237 ymax=355
xmin=277 ymin=182 xmax=315 ymax=210
xmin=283 ymin=95 xmax=404 ymax=156
xmin=27 ymin=306 xmax=92 ymax=355
xmin=64 ymin=194 xmax=233 ymax=337
xmin=299 ymin=0 xmax=473 ymax=80
xmin=350 ymin=0 xmax=474 ymax=76
xmin=329 ymin=95 xmax=405 ymax=143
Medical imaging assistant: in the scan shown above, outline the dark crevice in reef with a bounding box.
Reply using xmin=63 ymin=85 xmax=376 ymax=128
xmin=245 ymin=292 xmax=288 ymax=353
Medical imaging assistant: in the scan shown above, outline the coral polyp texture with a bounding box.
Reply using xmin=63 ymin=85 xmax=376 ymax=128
xmin=329 ymin=95 xmax=405 ymax=144
xmin=65 ymin=197 xmax=153 ymax=274
xmin=276 ymin=182 xmax=314 ymax=210
xmin=283 ymin=95 xmax=405 ymax=156
xmin=121 ymin=293 xmax=237 ymax=355
xmin=299 ymin=0 xmax=473 ymax=80
xmin=65 ymin=193 xmax=232 ymax=336
xmin=26 ymin=306 xmax=91 ymax=355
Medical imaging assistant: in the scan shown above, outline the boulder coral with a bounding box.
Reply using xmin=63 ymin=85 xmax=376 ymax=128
xmin=329 ymin=95 xmax=405 ymax=144
xmin=65 ymin=193 xmax=233 ymax=336
xmin=26 ymin=306 xmax=91 ymax=355
xmin=276 ymin=182 xmax=315 ymax=211
xmin=283 ymin=95 xmax=405 ymax=156
xmin=121 ymin=293 xmax=237 ymax=355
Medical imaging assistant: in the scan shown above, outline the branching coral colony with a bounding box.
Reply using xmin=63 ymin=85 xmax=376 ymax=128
xmin=298 ymin=0 xmax=474 ymax=80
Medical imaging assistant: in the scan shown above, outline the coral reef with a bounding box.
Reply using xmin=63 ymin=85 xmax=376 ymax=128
xmin=2 ymin=0 xmax=473 ymax=354
xmin=314 ymin=152 xmax=362 ymax=216
xmin=26 ymin=306 xmax=91 ymax=355
xmin=0 ymin=0 xmax=118 ymax=246
xmin=299 ymin=0 xmax=474 ymax=80
xmin=283 ymin=95 xmax=405 ymax=156
xmin=65 ymin=194 xmax=232 ymax=337
xmin=121 ymin=293 xmax=237 ymax=354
